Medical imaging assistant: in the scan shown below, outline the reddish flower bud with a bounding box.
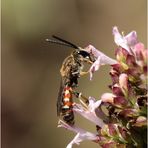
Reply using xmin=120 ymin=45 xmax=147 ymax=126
xmin=111 ymin=63 xmax=122 ymax=72
xmin=115 ymin=48 xmax=129 ymax=62
xmin=119 ymin=109 xmax=138 ymax=118
xmin=126 ymin=54 xmax=137 ymax=67
xmin=110 ymin=69 xmax=119 ymax=84
xmin=112 ymin=84 xmax=124 ymax=96
xmin=118 ymin=126 xmax=131 ymax=142
xmin=114 ymin=96 xmax=128 ymax=107
xmin=108 ymin=124 xmax=118 ymax=136
xmin=143 ymin=66 xmax=147 ymax=74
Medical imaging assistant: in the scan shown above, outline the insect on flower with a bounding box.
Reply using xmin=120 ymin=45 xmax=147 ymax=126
xmin=46 ymin=36 xmax=96 ymax=125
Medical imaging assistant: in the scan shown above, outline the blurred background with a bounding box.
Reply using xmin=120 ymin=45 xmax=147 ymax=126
xmin=2 ymin=0 xmax=147 ymax=148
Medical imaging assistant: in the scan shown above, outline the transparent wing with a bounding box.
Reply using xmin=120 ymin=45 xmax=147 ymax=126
xmin=57 ymin=79 xmax=64 ymax=116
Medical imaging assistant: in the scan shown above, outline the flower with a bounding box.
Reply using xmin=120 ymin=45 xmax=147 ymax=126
xmin=133 ymin=116 xmax=147 ymax=127
xmin=133 ymin=43 xmax=148 ymax=65
xmin=101 ymin=93 xmax=128 ymax=108
xmin=112 ymin=26 xmax=138 ymax=54
xmin=89 ymin=57 xmax=101 ymax=80
xmin=73 ymin=97 xmax=105 ymax=128
xmin=84 ymin=45 xmax=117 ymax=80
xmin=57 ymin=27 xmax=147 ymax=148
xmin=58 ymin=120 xmax=98 ymax=148
xmin=119 ymin=73 xmax=128 ymax=95
xmin=101 ymin=93 xmax=115 ymax=104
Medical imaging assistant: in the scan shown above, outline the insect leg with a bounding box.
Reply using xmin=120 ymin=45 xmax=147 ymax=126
xmin=80 ymin=71 xmax=89 ymax=76
xmin=72 ymin=91 xmax=89 ymax=109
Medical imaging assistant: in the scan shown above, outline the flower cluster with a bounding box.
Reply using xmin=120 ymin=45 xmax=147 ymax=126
xmin=58 ymin=27 xmax=147 ymax=148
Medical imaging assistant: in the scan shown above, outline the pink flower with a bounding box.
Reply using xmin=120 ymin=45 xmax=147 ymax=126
xmin=119 ymin=73 xmax=128 ymax=95
xmin=89 ymin=57 xmax=100 ymax=80
xmin=133 ymin=43 xmax=148 ymax=63
xmin=101 ymin=93 xmax=115 ymax=104
xmin=133 ymin=116 xmax=147 ymax=127
xmin=73 ymin=97 xmax=105 ymax=128
xmin=113 ymin=26 xmax=138 ymax=54
xmin=124 ymin=30 xmax=138 ymax=47
xmin=101 ymin=93 xmax=128 ymax=107
xmin=84 ymin=45 xmax=117 ymax=80
xmin=58 ymin=120 xmax=98 ymax=148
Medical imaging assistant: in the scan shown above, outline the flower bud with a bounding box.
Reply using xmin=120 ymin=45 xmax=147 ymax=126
xmin=119 ymin=109 xmax=138 ymax=118
xmin=126 ymin=54 xmax=136 ymax=67
xmin=119 ymin=73 xmax=128 ymax=95
xmin=108 ymin=124 xmax=118 ymax=136
xmin=114 ymin=96 xmax=128 ymax=107
xmin=112 ymin=84 xmax=124 ymax=96
xmin=133 ymin=43 xmax=145 ymax=61
xmin=110 ymin=69 xmax=119 ymax=84
xmin=116 ymin=48 xmax=128 ymax=62
xmin=133 ymin=116 xmax=147 ymax=127
xmin=101 ymin=93 xmax=115 ymax=104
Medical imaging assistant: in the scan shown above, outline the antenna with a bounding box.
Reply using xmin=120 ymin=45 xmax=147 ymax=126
xmin=46 ymin=35 xmax=79 ymax=50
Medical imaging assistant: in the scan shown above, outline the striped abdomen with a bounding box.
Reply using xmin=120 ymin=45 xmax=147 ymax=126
xmin=61 ymin=86 xmax=74 ymax=125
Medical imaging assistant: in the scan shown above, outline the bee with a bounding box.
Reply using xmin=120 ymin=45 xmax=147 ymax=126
xmin=46 ymin=35 xmax=95 ymax=125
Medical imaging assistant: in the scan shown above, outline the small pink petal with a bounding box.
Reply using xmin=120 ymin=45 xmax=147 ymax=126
xmin=134 ymin=42 xmax=145 ymax=50
xmin=119 ymin=73 xmax=128 ymax=92
xmin=89 ymin=57 xmax=101 ymax=80
xmin=87 ymin=97 xmax=102 ymax=112
xmin=113 ymin=26 xmax=131 ymax=53
xmin=133 ymin=43 xmax=147 ymax=61
xmin=125 ymin=31 xmax=138 ymax=47
xmin=101 ymin=93 xmax=115 ymax=104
